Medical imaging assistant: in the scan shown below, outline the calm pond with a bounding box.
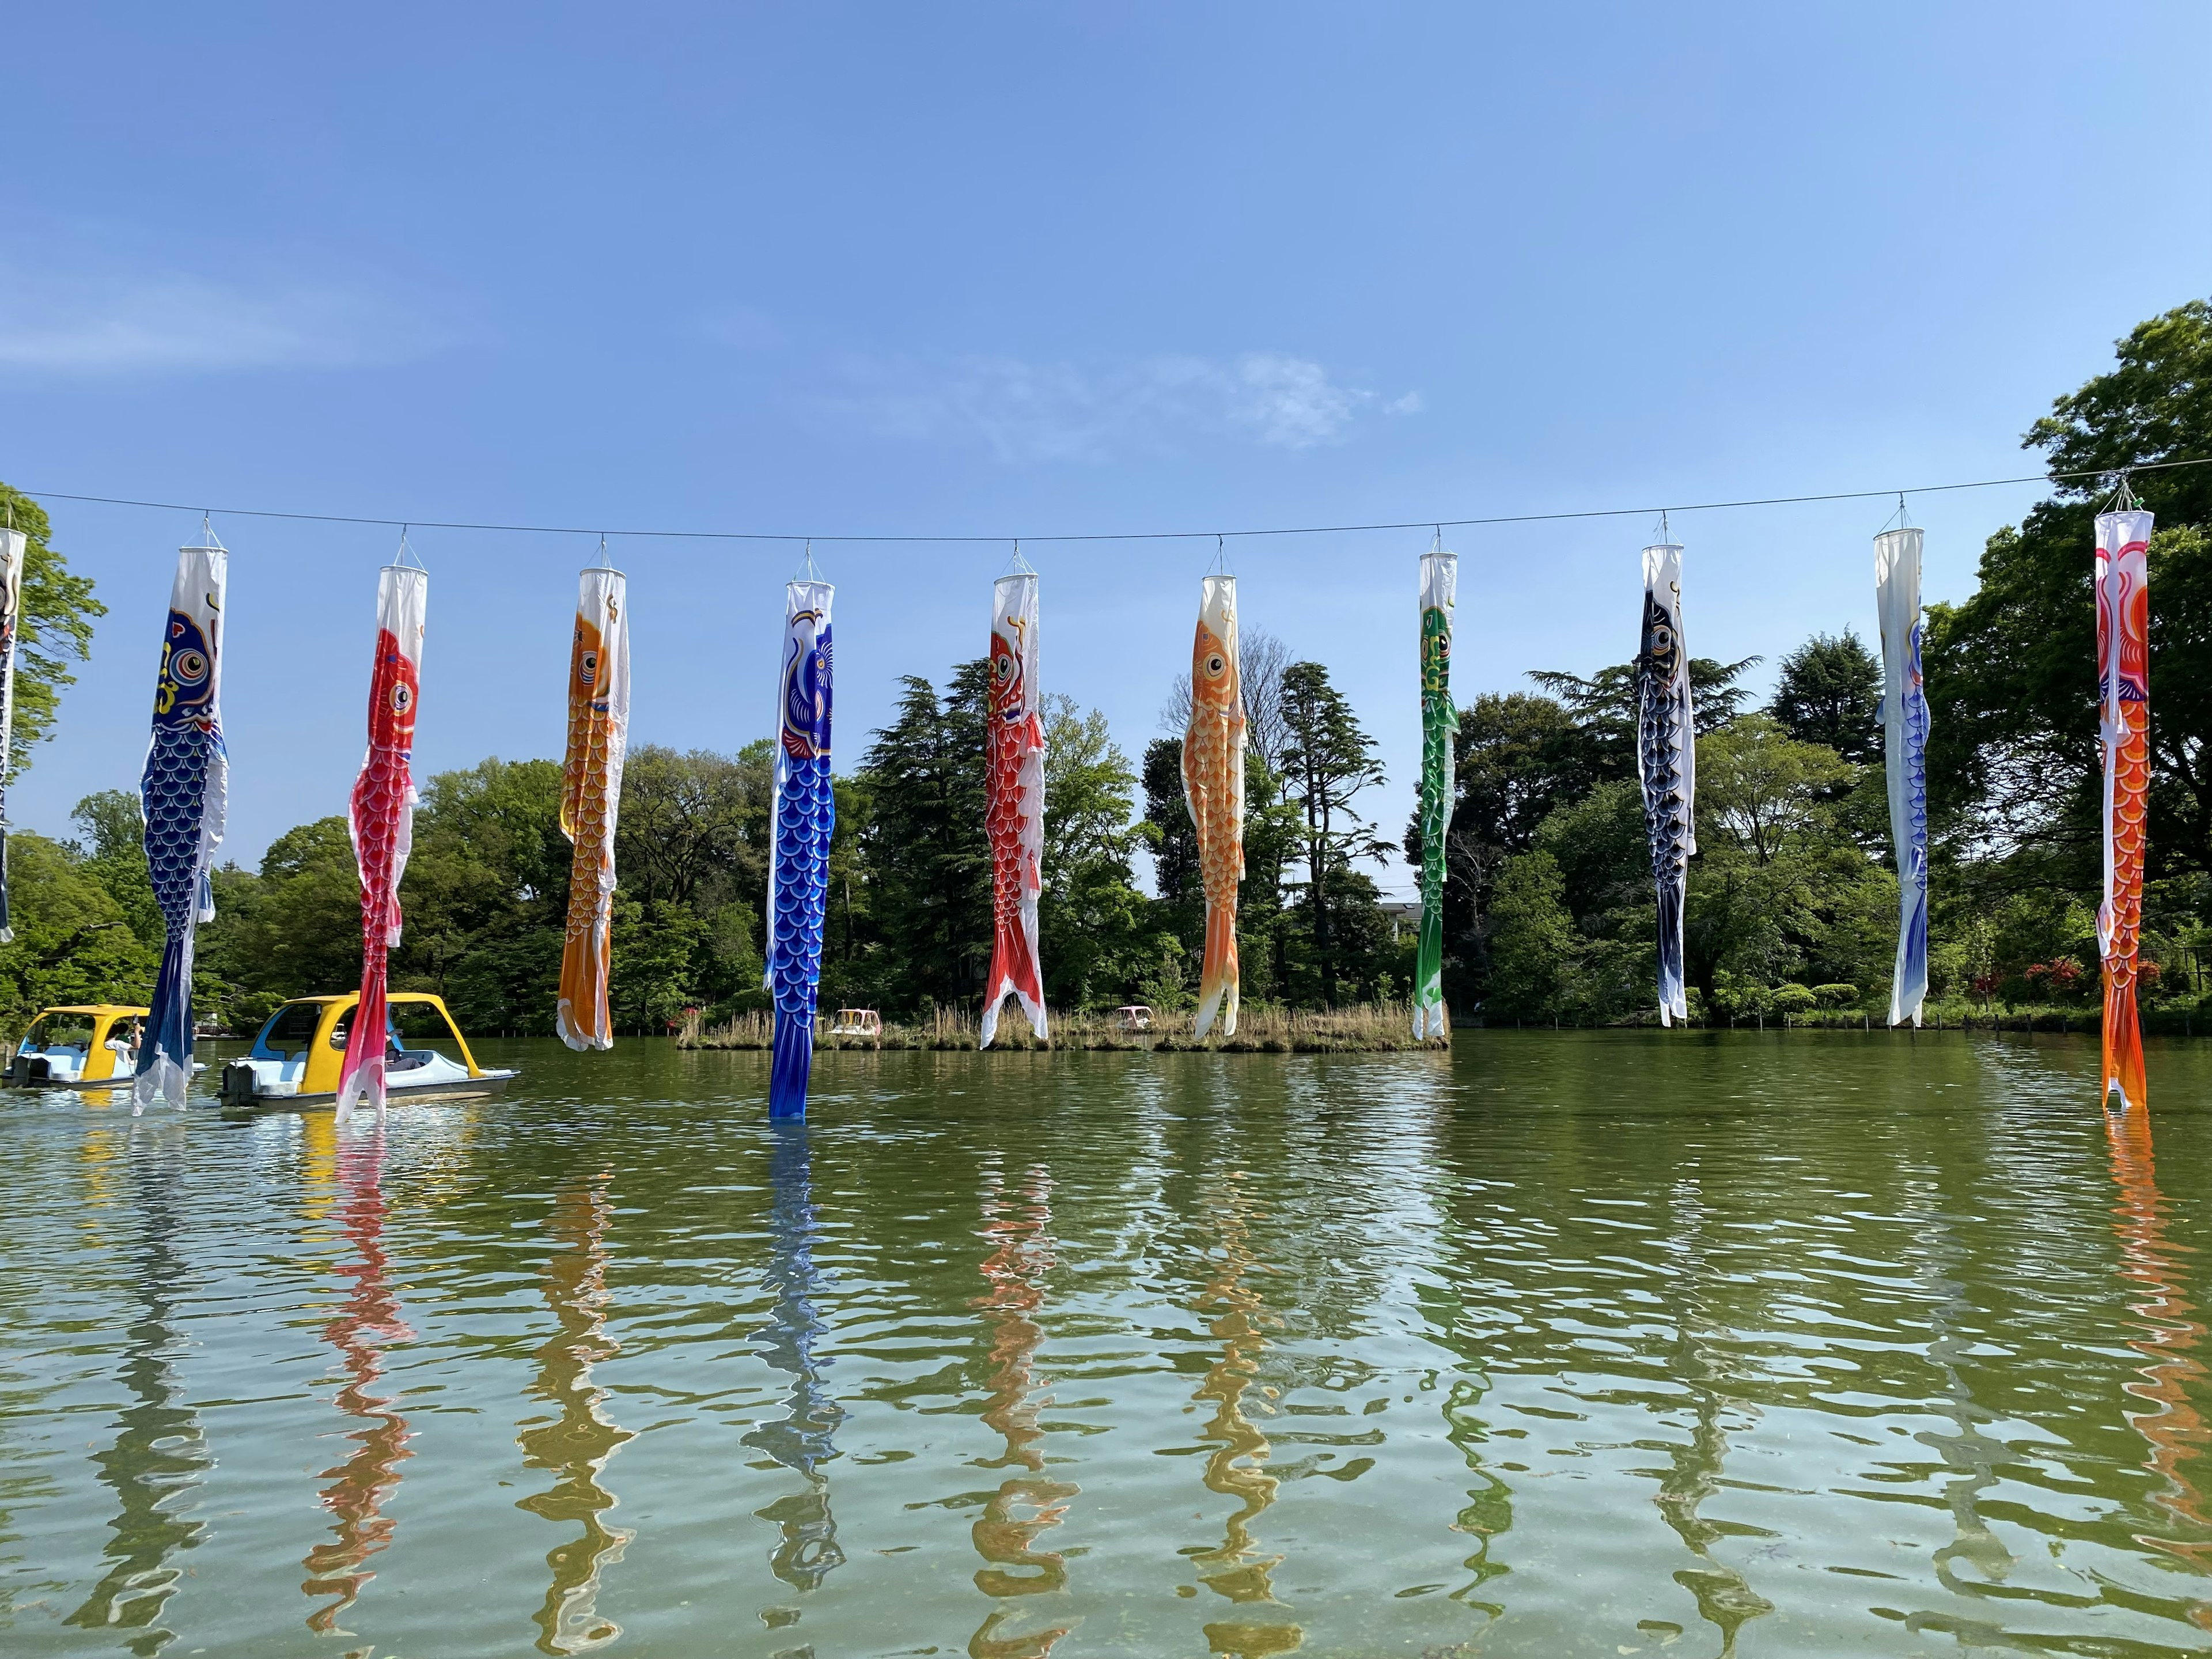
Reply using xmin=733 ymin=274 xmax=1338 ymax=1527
xmin=3 ymin=1033 xmax=2209 ymax=1657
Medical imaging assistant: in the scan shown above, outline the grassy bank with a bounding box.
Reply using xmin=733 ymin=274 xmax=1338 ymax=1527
xmin=679 ymin=1001 xmax=1449 ymax=1054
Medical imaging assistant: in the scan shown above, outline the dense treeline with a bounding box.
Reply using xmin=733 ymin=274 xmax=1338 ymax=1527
xmin=1414 ymin=298 xmax=2212 ymax=1024
xmin=1 ymin=653 xmax=1415 ymax=1036
xmin=5 ymin=300 xmax=2211 ymax=1036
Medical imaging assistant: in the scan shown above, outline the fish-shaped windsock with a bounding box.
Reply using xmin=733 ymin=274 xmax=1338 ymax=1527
xmin=132 ymin=543 xmax=229 ymax=1113
xmin=1636 ymin=540 xmax=1695 ymax=1027
xmin=1875 ymin=528 xmax=1931 ymax=1028
xmin=1182 ymin=574 xmax=1245 ymax=1037
xmin=0 ymin=524 xmax=25 ymax=945
xmin=335 ymin=564 xmax=427 ymax=1123
xmin=767 ymin=580 xmax=834 ymax=1119
xmin=1415 ymin=548 xmax=1457 ymax=1040
xmin=980 ymin=571 xmax=1047 ymax=1048
xmin=556 ymin=567 xmax=631 ymax=1051
xmin=2097 ymin=507 xmax=2153 ymax=1113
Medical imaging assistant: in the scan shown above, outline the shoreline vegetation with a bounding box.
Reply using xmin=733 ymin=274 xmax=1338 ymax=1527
xmin=676 ymin=996 xmax=2198 ymax=1052
xmin=5 ymin=306 xmax=2212 ymax=1047
xmin=680 ymin=999 xmax=1450 ymax=1053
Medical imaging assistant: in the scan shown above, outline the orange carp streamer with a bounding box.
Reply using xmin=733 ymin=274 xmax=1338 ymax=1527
xmin=1181 ymin=574 xmax=1245 ymax=1039
xmin=2096 ymin=509 xmax=2152 ymax=1113
xmin=556 ymin=567 xmax=630 ymax=1051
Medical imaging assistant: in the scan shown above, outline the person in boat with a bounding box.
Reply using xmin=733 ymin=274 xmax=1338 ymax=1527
xmin=108 ymin=1018 xmax=142 ymax=1068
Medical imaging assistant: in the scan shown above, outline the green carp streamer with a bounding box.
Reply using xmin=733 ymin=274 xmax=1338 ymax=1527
xmin=1415 ymin=550 xmax=1457 ymax=1039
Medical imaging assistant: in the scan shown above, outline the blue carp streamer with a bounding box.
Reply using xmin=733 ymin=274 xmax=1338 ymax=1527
xmin=768 ymin=581 xmax=835 ymax=1119
xmin=1875 ymin=528 xmax=1931 ymax=1027
xmin=136 ymin=544 xmax=229 ymax=1112
xmin=1635 ymin=540 xmax=1695 ymax=1027
xmin=0 ymin=527 xmax=24 ymax=946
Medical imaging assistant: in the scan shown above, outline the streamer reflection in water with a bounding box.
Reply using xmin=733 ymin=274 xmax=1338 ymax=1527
xmin=744 ymin=1121 xmax=846 ymax=1619
xmin=1647 ymin=1178 xmax=1770 ymax=1657
xmin=517 ymin=1181 xmax=635 ymax=1655
xmin=301 ymin=1124 xmax=415 ymax=1633
xmin=968 ymin=1162 xmax=1075 ymax=1659
xmin=1187 ymin=1172 xmax=1300 ymax=1659
xmin=2104 ymin=1105 xmax=2212 ymax=1627
xmin=60 ymin=1124 xmax=212 ymax=1656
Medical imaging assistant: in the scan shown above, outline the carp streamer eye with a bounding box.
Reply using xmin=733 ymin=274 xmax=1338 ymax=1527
xmin=391 ymin=682 xmax=414 ymax=715
xmin=171 ymin=649 xmax=209 ymax=685
xmin=995 ymin=652 xmax=1013 ymax=683
xmin=1206 ymin=653 xmax=1226 ymax=677
xmin=580 ymin=650 xmax=598 ymax=684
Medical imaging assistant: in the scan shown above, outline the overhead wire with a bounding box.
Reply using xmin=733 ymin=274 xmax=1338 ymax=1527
xmin=11 ymin=453 xmax=2210 ymax=550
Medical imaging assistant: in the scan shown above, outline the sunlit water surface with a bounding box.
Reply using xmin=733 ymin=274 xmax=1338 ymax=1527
xmin=2 ymin=1033 xmax=2209 ymax=1658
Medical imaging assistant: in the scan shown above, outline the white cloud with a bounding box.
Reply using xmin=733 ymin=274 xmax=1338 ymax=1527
xmin=819 ymin=350 xmax=1419 ymax=461
xmin=0 ymin=267 xmax=447 ymax=374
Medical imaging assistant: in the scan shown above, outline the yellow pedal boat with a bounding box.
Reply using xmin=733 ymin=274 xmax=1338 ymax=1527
xmin=6 ymin=1005 xmax=156 ymax=1088
xmin=218 ymin=993 xmax=517 ymax=1115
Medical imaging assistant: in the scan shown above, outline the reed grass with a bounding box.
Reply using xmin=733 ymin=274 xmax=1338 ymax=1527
xmin=677 ymin=1000 xmax=1448 ymax=1053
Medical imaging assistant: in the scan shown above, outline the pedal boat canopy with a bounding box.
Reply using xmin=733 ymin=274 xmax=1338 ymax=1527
xmin=219 ymin=993 xmax=516 ymax=1113
xmin=7 ymin=1005 xmax=151 ymax=1086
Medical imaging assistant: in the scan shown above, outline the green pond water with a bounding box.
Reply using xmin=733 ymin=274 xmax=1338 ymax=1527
xmin=3 ymin=1033 xmax=2210 ymax=1658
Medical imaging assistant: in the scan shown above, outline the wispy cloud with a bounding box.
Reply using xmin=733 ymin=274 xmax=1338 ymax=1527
xmin=818 ymin=350 xmax=1419 ymax=461
xmin=0 ymin=266 xmax=448 ymax=374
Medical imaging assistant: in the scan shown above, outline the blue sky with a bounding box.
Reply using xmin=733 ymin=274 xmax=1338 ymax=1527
xmin=5 ymin=3 xmax=2209 ymax=897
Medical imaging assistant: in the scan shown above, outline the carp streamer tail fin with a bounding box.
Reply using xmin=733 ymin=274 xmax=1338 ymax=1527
xmin=2103 ymin=975 xmax=2147 ymax=1115
xmin=132 ymin=929 xmax=195 ymax=1113
xmin=335 ymin=965 xmax=389 ymax=1122
xmin=979 ymin=910 xmax=1046 ymax=1049
xmin=770 ymin=1009 xmax=814 ymax=1120
xmin=1194 ymin=902 xmax=1241 ymax=1039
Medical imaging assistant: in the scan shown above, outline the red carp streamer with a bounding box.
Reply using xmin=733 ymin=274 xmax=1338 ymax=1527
xmin=336 ymin=563 xmax=427 ymax=1122
xmin=980 ymin=570 xmax=1047 ymax=1048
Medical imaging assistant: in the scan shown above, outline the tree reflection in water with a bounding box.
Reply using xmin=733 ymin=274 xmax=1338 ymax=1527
xmin=301 ymin=1125 xmax=415 ymax=1633
xmin=2103 ymin=1105 xmax=2212 ymax=1629
xmin=743 ymin=1121 xmax=846 ymax=1623
xmin=967 ymin=1161 xmax=1075 ymax=1659
xmin=1648 ymin=1177 xmax=1771 ymax=1657
xmin=517 ymin=1180 xmax=635 ymax=1654
xmin=62 ymin=1124 xmax=211 ymax=1655
xmin=1189 ymin=1172 xmax=1301 ymax=1658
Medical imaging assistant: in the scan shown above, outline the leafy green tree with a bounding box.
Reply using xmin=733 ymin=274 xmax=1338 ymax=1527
xmin=857 ymin=666 xmax=993 ymax=1011
xmin=1141 ymin=737 xmax=1204 ymax=957
xmin=1697 ymin=715 xmax=1857 ymax=866
xmin=1278 ymin=661 xmax=1391 ymax=1005
xmin=1037 ymin=695 xmax=1172 ymax=1007
xmin=0 ymin=834 xmax=157 ymax=1031
xmin=1768 ymin=631 xmax=1881 ymax=764
xmin=1528 ymin=653 xmax=1759 ymax=786
xmin=1406 ymin=691 xmax=1583 ymax=1002
xmin=70 ymin=790 xmax=163 ymax=951
xmin=0 ymin=484 xmax=107 ymax=773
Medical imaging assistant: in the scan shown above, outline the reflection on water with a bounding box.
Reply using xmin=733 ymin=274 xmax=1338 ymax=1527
xmin=518 ymin=1179 xmax=635 ymax=1655
xmin=1646 ymin=1179 xmax=1771 ymax=1656
xmin=743 ymin=1121 xmax=844 ymax=1624
xmin=60 ymin=1124 xmax=211 ymax=1655
xmin=1188 ymin=1172 xmax=1300 ymax=1659
xmin=1913 ymin=1178 xmax=2013 ymax=1599
xmin=7 ymin=1034 xmax=2212 ymax=1657
xmin=967 ymin=1161 xmax=1075 ymax=1659
xmin=301 ymin=1124 xmax=415 ymax=1632
xmin=2104 ymin=1104 xmax=2212 ymax=1626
